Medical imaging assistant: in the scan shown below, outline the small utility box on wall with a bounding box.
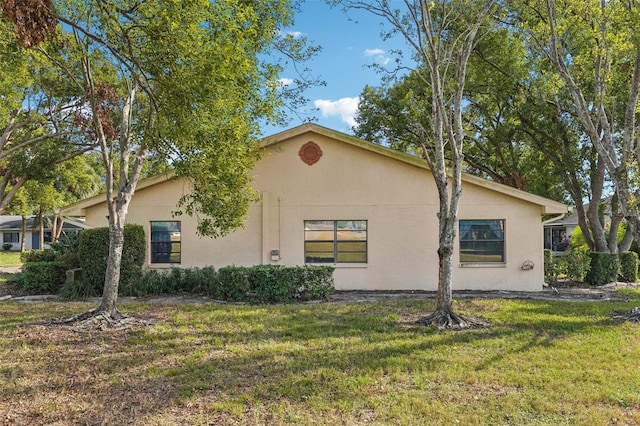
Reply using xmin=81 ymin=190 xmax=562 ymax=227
xmin=271 ymin=250 xmax=280 ymax=261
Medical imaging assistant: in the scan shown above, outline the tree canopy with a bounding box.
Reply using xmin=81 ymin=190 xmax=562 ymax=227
xmin=2 ymin=0 xmax=316 ymax=320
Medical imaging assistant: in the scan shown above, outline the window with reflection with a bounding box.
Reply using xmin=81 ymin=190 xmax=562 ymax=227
xmin=150 ymin=221 xmax=181 ymax=264
xmin=3 ymin=232 xmax=19 ymax=243
xmin=304 ymin=220 xmax=367 ymax=263
xmin=459 ymin=220 xmax=505 ymax=263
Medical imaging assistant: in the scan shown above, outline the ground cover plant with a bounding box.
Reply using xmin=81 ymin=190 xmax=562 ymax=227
xmin=1 ymin=294 xmax=640 ymax=425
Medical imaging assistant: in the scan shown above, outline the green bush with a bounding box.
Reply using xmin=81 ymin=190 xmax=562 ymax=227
xmin=3 ymin=243 xmax=12 ymax=251
xmin=120 ymin=267 xmax=218 ymax=297
xmin=21 ymin=261 xmax=68 ymax=294
xmin=214 ymin=265 xmax=335 ymax=303
xmin=297 ymin=265 xmax=335 ymax=300
xmin=78 ymin=224 xmax=146 ymax=295
xmin=213 ymin=266 xmax=251 ymax=301
xmin=620 ymin=251 xmax=638 ymax=283
xmin=179 ymin=267 xmax=217 ymax=294
xmin=20 ymin=249 xmax=57 ymax=264
xmin=565 ymin=251 xmax=590 ymax=282
xmin=585 ymin=252 xmax=619 ymax=286
xmin=58 ymin=277 xmax=99 ymax=300
xmin=50 ymin=233 xmax=81 ymax=256
xmin=543 ymin=249 xmax=553 ymax=280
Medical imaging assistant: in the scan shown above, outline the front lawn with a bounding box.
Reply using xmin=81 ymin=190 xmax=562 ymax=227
xmin=0 ymin=251 xmax=22 ymax=267
xmin=1 ymin=294 xmax=639 ymax=425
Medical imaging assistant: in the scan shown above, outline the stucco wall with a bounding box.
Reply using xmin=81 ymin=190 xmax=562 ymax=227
xmin=80 ymin=130 xmax=548 ymax=291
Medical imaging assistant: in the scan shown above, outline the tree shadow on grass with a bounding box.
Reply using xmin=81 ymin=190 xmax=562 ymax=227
xmin=2 ymin=297 xmax=638 ymax=424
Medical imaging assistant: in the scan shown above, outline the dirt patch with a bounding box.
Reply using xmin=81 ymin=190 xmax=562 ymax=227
xmin=327 ymin=283 xmax=635 ymax=303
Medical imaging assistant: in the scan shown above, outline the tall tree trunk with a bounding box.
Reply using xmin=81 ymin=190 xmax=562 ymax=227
xmin=38 ymin=206 xmax=44 ymax=250
xmin=411 ymin=0 xmax=493 ymax=329
xmin=436 ymin=226 xmax=455 ymax=313
xmin=78 ymin=44 xmax=143 ymax=319
xmin=20 ymin=215 xmax=26 ymax=252
xmin=98 ymin=219 xmax=125 ymax=318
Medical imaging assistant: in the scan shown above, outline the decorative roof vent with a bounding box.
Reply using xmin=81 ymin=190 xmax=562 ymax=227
xmin=299 ymin=141 xmax=322 ymax=165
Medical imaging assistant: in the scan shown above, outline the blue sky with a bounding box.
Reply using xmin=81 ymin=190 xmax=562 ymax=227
xmin=261 ymin=1 xmax=409 ymax=137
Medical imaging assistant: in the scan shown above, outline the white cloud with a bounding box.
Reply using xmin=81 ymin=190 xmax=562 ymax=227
xmin=287 ymin=31 xmax=304 ymax=39
xmin=279 ymin=78 xmax=294 ymax=87
xmin=363 ymin=48 xmax=390 ymax=65
xmin=314 ymin=97 xmax=360 ymax=127
xmin=364 ymin=48 xmax=385 ymax=56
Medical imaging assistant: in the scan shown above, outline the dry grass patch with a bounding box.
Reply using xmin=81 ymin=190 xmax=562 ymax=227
xmin=1 ymin=294 xmax=640 ymax=425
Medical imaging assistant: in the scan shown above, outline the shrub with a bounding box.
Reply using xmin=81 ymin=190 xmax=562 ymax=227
xmin=297 ymin=265 xmax=335 ymax=300
xmin=78 ymin=224 xmax=146 ymax=295
xmin=543 ymin=249 xmax=553 ymax=280
xmin=50 ymin=233 xmax=81 ymax=256
xmin=180 ymin=267 xmax=217 ymax=294
xmin=214 ymin=266 xmax=251 ymax=301
xmin=58 ymin=277 xmax=99 ymax=300
xmin=2 ymin=243 xmax=12 ymax=251
xmin=620 ymin=251 xmax=638 ymax=283
xmin=585 ymin=252 xmax=619 ymax=286
xmin=20 ymin=249 xmax=57 ymax=264
xmin=214 ymin=265 xmax=335 ymax=303
xmin=21 ymin=261 xmax=68 ymax=294
xmin=565 ymin=251 xmax=590 ymax=283
xmin=112 ymin=266 xmax=219 ymax=297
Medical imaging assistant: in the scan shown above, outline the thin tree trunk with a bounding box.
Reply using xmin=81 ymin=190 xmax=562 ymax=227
xmin=20 ymin=215 xmax=26 ymax=252
xmin=51 ymin=214 xmax=57 ymax=244
xmin=98 ymin=221 xmax=125 ymax=318
xmin=436 ymin=230 xmax=455 ymax=313
xmin=38 ymin=207 xmax=44 ymax=250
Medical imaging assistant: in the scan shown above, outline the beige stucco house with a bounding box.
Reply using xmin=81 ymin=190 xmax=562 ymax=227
xmin=61 ymin=123 xmax=567 ymax=291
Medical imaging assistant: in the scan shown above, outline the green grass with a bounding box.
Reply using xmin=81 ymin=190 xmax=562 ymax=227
xmin=1 ymin=293 xmax=640 ymax=425
xmin=0 ymin=251 xmax=22 ymax=267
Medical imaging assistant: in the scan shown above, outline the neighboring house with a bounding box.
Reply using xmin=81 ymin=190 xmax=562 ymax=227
xmin=0 ymin=215 xmax=89 ymax=251
xmin=544 ymin=212 xmax=578 ymax=253
xmin=61 ymin=124 xmax=567 ymax=291
xmin=543 ymin=198 xmax=618 ymax=253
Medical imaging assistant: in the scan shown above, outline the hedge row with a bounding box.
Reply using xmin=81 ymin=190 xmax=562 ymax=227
xmin=59 ymin=264 xmax=335 ymax=303
xmin=213 ymin=265 xmax=335 ymax=303
xmin=545 ymin=249 xmax=638 ymax=286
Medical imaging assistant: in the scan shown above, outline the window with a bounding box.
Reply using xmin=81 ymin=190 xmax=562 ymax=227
xmin=459 ymin=220 xmax=505 ymax=263
xmin=304 ymin=220 xmax=367 ymax=263
xmin=150 ymin=221 xmax=181 ymax=264
xmin=3 ymin=232 xmax=19 ymax=243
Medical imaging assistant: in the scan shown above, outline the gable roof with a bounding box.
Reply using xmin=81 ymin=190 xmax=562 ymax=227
xmin=0 ymin=215 xmax=89 ymax=231
xmin=60 ymin=171 xmax=175 ymax=216
xmin=61 ymin=124 xmax=567 ymax=216
xmin=265 ymin=123 xmax=568 ymax=215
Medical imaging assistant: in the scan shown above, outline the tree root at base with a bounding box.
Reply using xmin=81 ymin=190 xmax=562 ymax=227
xmin=611 ymin=306 xmax=640 ymax=323
xmin=416 ymin=309 xmax=491 ymax=330
xmin=43 ymin=308 xmax=154 ymax=332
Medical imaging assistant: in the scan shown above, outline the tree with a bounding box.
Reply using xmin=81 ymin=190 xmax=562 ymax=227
xmin=3 ymin=0 xmax=315 ymax=322
xmin=0 ymin=16 xmax=99 ymax=213
xmin=336 ymin=0 xmax=496 ymax=329
xmin=4 ymin=154 xmax=102 ymax=249
xmin=516 ymin=0 xmax=640 ymax=252
xmin=355 ymin=8 xmax=634 ymax=256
